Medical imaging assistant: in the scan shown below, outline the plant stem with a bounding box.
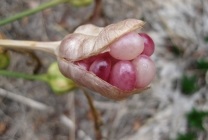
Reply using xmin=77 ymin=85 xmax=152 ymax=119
xmin=89 ymin=0 xmax=102 ymax=23
xmin=0 ymin=40 xmax=60 ymax=55
xmin=0 ymin=70 xmax=48 ymax=82
xmin=0 ymin=0 xmax=68 ymax=26
xmin=83 ymin=89 xmax=102 ymax=140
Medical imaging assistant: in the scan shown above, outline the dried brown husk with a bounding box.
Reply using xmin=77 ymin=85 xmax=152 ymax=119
xmin=58 ymin=19 xmax=148 ymax=100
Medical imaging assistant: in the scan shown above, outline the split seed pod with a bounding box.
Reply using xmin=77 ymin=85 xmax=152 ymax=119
xmin=58 ymin=19 xmax=148 ymax=100
xmin=0 ymin=19 xmax=149 ymax=100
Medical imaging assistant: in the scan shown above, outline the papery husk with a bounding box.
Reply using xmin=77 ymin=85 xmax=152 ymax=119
xmin=58 ymin=19 xmax=148 ymax=100
xmin=59 ymin=19 xmax=145 ymax=61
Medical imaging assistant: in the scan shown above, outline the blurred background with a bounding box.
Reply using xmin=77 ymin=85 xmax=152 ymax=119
xmin=0 ymin=0 xmax=208 ymax=140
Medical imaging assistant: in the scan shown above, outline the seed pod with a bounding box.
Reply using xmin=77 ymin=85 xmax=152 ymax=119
xmin=0 ymin=19 xmax=150 ymax=100
xmin=58 ymin=19 xmax=148 ymax=100
xmin=47 ymin=62 xmax=76 ymax=94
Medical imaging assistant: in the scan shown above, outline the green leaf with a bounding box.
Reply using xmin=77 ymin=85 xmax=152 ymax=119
xmin=186 ymin=109 xmax=208 ymax=130
xmin=175 ymin=132 xmax=196 ymax=140
xmin=181 ymin=74 xmax=198 ymax=95
xmin=196 ymin=59 xmax=208 ymax=69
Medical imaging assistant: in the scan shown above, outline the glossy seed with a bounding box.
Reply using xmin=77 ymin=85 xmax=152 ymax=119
xmin=139 ymin=33 xmax=155 ymax=56
xmin=109 ymin=61 xmax=136 ymax=91
xmin=109 ymin=32 xmax=144 ymax=60
xmin=132 ymin=55 xmax=156 ymax=88
xmin=89 ymin=57 xmax=111 ymax=81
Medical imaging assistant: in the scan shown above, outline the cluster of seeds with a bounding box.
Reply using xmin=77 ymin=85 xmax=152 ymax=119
xmin=74 ymin=32 xmax=155 ymax=91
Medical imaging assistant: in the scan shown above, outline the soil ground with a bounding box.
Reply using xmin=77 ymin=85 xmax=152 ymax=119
xmin=0 ymin=0 xmax=208 ymax=140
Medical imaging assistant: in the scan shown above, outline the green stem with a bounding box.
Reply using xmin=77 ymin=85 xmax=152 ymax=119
xmin=0 ymin=0 xmax=68 ymax=26
xmin=0 ymin=70 xmax=48 ymax=82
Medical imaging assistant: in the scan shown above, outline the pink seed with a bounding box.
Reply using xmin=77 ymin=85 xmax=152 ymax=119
xmin=109 ymin=32 xmax=144 ymax=60
xmin=89 ymin=57 xmax=111 ymax=81
xmin=74 ymin=52 xmax=109 ymax=70
xmin=139 ymin=33 xmax=155 ymax=56
xmin=132 ymin=55 xmax=156 ymax=88
xmin=106 ymin=52 xmax=119 ymax=65
xmin=74 ymin=60 xmax=90 ymax=70
xmin=109 ymin=61 xmax=136 ymax=91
